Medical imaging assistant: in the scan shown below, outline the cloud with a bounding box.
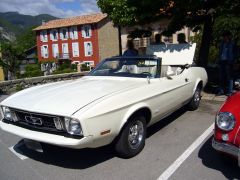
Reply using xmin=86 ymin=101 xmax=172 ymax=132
xmin=0 ymin=0 xmax=100 ymax=18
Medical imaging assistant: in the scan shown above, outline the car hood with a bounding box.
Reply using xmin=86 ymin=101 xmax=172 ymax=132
xmin=1 ymin=76 xmax=142 ymax=116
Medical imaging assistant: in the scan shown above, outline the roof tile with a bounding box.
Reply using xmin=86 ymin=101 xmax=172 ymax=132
xmin=34 ymin=13 xmax=107 ymax=31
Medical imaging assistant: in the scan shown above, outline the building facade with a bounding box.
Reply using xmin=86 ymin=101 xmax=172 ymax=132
xmin=34 ymin=13 xmax=119 ymax=67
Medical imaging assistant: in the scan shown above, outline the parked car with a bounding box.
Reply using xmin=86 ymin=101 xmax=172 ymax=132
xmin=212 ymin=91 xmax=240 ymax=165
xmin=0 ymin=44 xmax=207 ymax=158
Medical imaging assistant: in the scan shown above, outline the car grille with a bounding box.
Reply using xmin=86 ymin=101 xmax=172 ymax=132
xmin=9 ymin=108 xmax=65 ymax=133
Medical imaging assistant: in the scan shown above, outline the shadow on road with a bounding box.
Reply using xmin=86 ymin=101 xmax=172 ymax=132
xmin=147 ymin=107 xmax=187 ymax=138
xmin=198 ymin=136 xmax=240 ymax=179
xmin=13 ymin=107 xmax=188 ymax=169
xmin=16 ymin=140 xmax=115 ymax=169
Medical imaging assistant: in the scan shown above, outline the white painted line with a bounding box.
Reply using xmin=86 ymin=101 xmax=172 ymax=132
xmin=157 ymin=123 xmax=214 ymax=180
xmin=9 ymin=141 xmax=29 ymax=160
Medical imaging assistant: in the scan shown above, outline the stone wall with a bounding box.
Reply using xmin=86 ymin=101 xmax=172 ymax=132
xmin=0 ymin=72 xmax=86 ymax=94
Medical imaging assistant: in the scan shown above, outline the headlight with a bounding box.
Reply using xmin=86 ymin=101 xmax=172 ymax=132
xmin=1 ymin=106 xmax=18 ymax=122
xmin=64 ymin=117 xmax=82 ymax=136
xmin=2 ymin=106 xmax=12 ymax=120
xmin=216 ymin=112 xmax=235 ymax=131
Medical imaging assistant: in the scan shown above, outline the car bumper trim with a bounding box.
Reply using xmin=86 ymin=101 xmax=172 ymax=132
xmin=212 ymin=138 xmax=239 ymax=157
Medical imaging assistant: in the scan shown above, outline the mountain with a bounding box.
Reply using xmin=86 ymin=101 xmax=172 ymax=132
xmin=0 ymin=12 xmax=58 ymax=42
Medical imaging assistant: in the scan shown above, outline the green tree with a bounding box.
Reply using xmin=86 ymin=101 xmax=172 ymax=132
xmin=97 ymin=0 xmax=240 ymax=66
xmin=16 ymin=26 xmax=37 ymax=52
xmin=0 ymin=42 xmax=23 ymax=79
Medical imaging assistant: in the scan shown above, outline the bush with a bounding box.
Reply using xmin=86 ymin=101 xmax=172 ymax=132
xmin=23 ymin=64 xmax=43 ymax=78
xmin=81 ymin=64 xmax=90 ymax=71
xmin=208 ymin=46 xmax=219 ymax=65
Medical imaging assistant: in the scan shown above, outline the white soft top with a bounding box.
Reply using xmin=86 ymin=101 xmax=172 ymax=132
xmin=146 ymin=43 xmax=196 ymax=65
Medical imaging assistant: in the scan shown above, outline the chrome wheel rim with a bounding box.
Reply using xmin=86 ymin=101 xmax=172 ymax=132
xmin=194 ymin=89 xmax=200 ymax=103
xmin=128 ymin=120 xmax=144 ymax=150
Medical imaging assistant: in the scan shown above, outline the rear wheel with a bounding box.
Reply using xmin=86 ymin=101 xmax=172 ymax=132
xmin=115 ymin=114 xmax=146 ymax=158
xmin=188 ymin=86 xmax=201 ymax=111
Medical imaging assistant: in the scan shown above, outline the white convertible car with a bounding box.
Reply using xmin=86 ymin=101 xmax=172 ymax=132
xmin=0 ymin=44 xmax=207 ymax=158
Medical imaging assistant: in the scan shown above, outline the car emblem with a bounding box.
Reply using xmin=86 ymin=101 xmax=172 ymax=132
xmin=25 ymin=116 xmax=43 ymax=126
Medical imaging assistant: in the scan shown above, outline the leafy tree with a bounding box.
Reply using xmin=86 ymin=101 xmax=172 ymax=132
xmin=16 ymin=26 xmax=37 ymax=52
xmin=0 ymin=42 xmax=23 ymax=79
xmin=97 ymin=0 xmax=240 ymax=66
xmin=0 ymin=26 xmax=38 ymax=80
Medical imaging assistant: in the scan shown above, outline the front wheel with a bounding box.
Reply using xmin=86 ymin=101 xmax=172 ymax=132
xmin=115 ymin=114 xmax=146 ymax=158
xmin=187 ymin=87 xmax=201 ymax=111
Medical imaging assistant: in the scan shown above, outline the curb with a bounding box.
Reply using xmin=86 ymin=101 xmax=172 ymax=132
xmin=201 ymin=92 xmax=227 ymax=102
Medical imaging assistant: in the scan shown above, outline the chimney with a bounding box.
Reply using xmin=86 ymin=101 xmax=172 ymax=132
xmin=42 ymin=20 xmax=46 ymax=25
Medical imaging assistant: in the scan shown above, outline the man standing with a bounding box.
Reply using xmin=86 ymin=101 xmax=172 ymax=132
xmin=123 ymin=40 xmax=138 ymax=56
xmin=218 ymin=31 xmax=236 ymax=96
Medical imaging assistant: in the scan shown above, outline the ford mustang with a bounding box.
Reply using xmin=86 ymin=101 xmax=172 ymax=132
xmin=0 ymin=44 xmax=207 ymax=158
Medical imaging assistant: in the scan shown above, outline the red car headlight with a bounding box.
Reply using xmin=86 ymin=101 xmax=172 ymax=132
xmin=216 ymin=112 xmax=235 ymax=131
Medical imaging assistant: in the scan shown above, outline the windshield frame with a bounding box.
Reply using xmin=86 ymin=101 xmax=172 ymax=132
xmin=87 ymin=56 xmax=162 ymax=78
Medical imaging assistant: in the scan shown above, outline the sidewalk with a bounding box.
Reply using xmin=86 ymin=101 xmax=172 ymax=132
xmin=201 ymin=92 xmax=227 ymax=102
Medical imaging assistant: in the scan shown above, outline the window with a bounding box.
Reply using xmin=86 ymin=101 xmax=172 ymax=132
xmin=50 ymin=29 xmax=58 ymax=41
xmin=82 ymin=25 xmax=92 ymax=38
xmin=40 ymin=30 xmax=48 ymax=42
xmin=62 ymin=43 xmax=69 ymax=58
xmin=69 ymin=26 xmax=78 ymax=39
xmin=84 ymin=42 xmax=93 ymax=56
xmin=72 ymin=42 xmax=79 ymax=57
xmin=41 ymin=45 xmax=48 ymax=58
xmin=52 ymin=44 xmax=59 ymax=58
xmin=60 ymin=28 xmax=68 ymax=40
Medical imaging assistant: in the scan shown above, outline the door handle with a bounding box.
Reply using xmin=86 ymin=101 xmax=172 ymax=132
xmin=185 ymin=78 xmax=189 ymax=82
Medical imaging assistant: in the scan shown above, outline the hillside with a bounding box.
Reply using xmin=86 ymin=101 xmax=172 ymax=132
xmin=0 ymin=12 xmax=58 ymax=42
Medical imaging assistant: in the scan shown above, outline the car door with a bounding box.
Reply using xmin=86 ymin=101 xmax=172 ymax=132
xmin=144 ymin=71 xmax=193 ymax=125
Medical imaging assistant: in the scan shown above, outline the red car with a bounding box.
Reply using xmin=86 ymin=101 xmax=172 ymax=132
xmin=212 ymin=92 xmax=240 ymax=165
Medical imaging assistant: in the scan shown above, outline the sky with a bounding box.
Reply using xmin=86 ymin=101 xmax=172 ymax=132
xmin=0 ymin=0 xmax=100 ymax=17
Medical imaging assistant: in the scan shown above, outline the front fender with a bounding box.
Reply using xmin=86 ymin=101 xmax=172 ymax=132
xmin=119 ymin=102 xmax=152 ymax=132
xmin=193 ymin=78 xmax=203 ymax=94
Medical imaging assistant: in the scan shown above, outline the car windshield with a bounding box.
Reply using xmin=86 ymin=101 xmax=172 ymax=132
xmin=88 ymin=57 xmax=160 ymax=78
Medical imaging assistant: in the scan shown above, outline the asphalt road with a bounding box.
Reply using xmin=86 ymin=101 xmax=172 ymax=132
xmin=0 ymin=95 xmax=239 ymax=180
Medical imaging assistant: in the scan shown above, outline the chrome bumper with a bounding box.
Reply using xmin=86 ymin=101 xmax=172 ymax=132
xmin=212 ymin=138 xmax=239 ymax=157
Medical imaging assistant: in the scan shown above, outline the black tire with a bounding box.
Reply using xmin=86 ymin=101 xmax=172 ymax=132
xmin=115 ymin=114 xmax=146 ymax=158
xmin=188 ymin=86 xmax=201 ymax=111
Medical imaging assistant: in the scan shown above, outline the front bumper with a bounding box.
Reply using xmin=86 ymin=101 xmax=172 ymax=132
xmin=212 ymin=138 xmax=239 ymax=158
xmin=0 ymin=120 xmax=93 ymax=149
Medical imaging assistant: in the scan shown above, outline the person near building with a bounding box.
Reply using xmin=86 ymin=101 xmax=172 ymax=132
xmin=177 ymin=33 xmax=188 ymax=44
xmin=152 ymin=34 xmax=165 ymax=45
xmin=218 ymin=30 xmax=237 ymax=96
xmin=123 ymin=40 xmax=138 ymax=56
